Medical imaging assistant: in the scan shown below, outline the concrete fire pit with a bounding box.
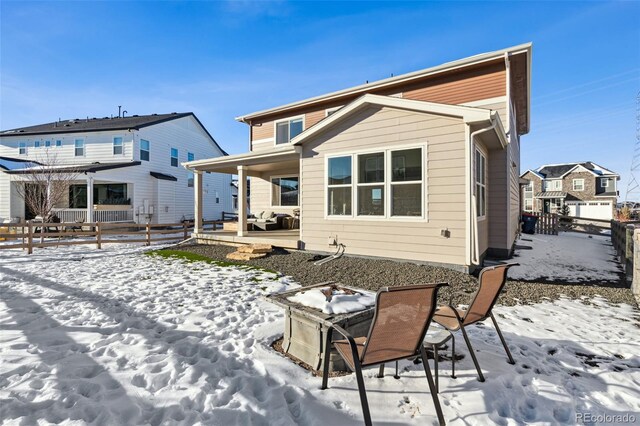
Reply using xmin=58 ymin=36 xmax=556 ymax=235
xmin=265 ymin=282 xmax=375 ymax=372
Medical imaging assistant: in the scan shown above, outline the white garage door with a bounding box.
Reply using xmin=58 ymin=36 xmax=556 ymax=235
xmin=565 ymin=201 xmax=613 ymax=220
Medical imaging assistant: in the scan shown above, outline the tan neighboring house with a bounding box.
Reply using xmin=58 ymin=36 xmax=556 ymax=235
xmin=185 ymin=43 xmax=532 ymax=272
xmin=521 ymin=162 xmax=619 ymax=219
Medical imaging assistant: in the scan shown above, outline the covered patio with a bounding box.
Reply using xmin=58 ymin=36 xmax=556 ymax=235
xmin=185 ymin=144 xmax=302 ymax=248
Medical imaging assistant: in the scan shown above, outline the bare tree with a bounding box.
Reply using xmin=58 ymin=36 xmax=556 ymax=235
xmin=14 ymin=150 xmax=80 ymax=240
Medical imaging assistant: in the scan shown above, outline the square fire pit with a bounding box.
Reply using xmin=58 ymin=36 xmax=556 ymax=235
xmin=265 ymin=282 xmax=376 ymax=372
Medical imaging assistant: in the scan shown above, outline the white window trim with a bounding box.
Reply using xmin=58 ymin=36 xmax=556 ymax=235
xmin=113 ymin=136 xmax=124 ymax=156
xmin=475 ymin=146 xmax=487 ymax=221
xmin=18 ymin=142 xmax=26 ymax=155
xmin=140 ymin=139 xmax=150 ymax=161
xmin=273 ymin=115 xmax=305 ymax=147
xmin=270 ymin=174 xmax=300 ymax=208
xmin=572 ymin=178 xmax=584 ymax=191
xmin=325 ymin=106 xmax=342 ymax=117
xmin=34 ymin=140 xmax=41 ymax=149
xmin=74 ymin=139 xmax=85 ymax=157
xmin=602 ymin=178 xmax=610 ymax=188
xmin=323 ymin=143 xmax=427 ymax=222
xmin=523 ymin=198 xmax=533 ymax=212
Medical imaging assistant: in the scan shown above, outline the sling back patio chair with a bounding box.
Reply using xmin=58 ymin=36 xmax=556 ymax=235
xmin=321 ymin=283 xmax=448 ymax=426
xmin=432 ymin=263 xmax=519 ymax=383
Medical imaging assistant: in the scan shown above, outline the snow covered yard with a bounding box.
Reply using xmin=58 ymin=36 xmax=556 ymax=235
xmin=1 ymin=243 xmax=639 ymax=425
xmin=510 ymin=232 xmax=623 ymax=283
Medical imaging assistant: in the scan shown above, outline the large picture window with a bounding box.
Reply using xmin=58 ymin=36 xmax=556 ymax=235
xmin=275 ymin=117 xmax=303 ymax=145
xmin=327 ymin=156 xmax=352 ymax=216
xmin=271 ymin=176 xmax=299 ymax=206
xmin=475 ymin=148 xmax=486 ymax=218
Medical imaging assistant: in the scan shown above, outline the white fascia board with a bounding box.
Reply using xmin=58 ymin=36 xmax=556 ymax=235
xmin=183 ymin=145 xmax=301 ymax=170
xmin=520 ymin=169 xmax=544 ymax=179
xmin=236 ymin=43 xmax=533 ymax=122
xmin=291 ymin=94 xmax=492 ymax=146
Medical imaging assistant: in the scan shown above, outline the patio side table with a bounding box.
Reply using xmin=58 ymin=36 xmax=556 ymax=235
xmin=423 ymin=329 xmax=455 ymax=393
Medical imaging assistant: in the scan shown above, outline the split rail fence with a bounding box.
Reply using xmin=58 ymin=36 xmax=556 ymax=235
xmin=0 ymin=220 xmax=225 ymax=254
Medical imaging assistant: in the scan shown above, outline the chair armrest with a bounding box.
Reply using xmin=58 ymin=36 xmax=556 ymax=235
xmin=329 ymin=325 xmax=362 ymax=363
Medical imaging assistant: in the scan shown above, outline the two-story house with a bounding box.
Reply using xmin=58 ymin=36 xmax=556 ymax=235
xmin=185 ymin=43 xmax=532 ymax=272
xmin=0 ymin=112 xmax=232 ymax=224
xmin=520 ymin=162 xmax=619 ymax=219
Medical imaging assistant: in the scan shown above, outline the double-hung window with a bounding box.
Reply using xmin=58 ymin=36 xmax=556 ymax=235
xmin=475 ymin=148 xmax=486 ymax=218
xmin=275 ymin=117 xmax=303 ymax=145
xmin=34 ymin=141 xmax=41 ymax=148
xmin=45 ymin=140 xmax=51 ymax=148
xmin=74 ymin=139 xmax=84 ymax=156
xmin=327 ymin=156 xmax=352 ymax=216
xmin=601 ymin=178 xmax=612 ymax=189
xmin=113 ymin=137 xmax=123 ymax=155
xmin=19 ymin=142 xmax=26 ymax=155
xmin=573 ymin=179 xmax=584 ymax=191
xmin=357 ymin=153 xmax=385 ymax=216
xmin=187 ymin=152 xmax=195 ymax=187
xmin=271 ymin=176 xmax=299 ymax=206
xmin=140 ymin=139 xmax=150 ymax=161
xmin=55 ymin=140 xmax=62 ymax=147
xmin=390 ymin=148 xmax=423 ymax=216
xmin=170 ymin=148 xmax=178 ymax=167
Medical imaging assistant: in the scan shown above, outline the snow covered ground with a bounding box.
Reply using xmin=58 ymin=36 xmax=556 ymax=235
xmin=1 ymin=243 xmax=639 ymax=425
xmin=510 ymin=232 xmax=623 ymax=283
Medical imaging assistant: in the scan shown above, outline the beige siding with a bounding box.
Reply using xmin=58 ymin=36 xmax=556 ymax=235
xmin=300 ymin=105 xmax=468 ymax=267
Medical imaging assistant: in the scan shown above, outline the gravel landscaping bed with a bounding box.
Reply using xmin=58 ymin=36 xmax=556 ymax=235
xmin=176 ymin=243 xmax=638 ymax=307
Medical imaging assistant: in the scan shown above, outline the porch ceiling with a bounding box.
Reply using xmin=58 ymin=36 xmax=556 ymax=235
xmin=184 ymin=145 xmax=300 ymax=176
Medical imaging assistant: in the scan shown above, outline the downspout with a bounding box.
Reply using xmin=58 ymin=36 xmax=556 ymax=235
xmin=469 ymin=118 xmax=498 ymax=266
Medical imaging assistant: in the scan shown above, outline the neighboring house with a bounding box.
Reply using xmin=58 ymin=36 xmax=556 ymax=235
xmin=186 ymin=43 xmax=532 ymax=272
xmin=230 ymin=178 xmax=250 ymax=215
xmin=0 ymin=113 xmax=232 ymax=223
xmin=520 ymin=162 xmax=619 ymax=219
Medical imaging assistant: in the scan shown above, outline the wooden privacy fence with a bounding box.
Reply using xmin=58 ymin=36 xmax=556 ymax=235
xmin=0 ymin=220 xmax=224 ymax=254
xmin=532 ymin=213 xmax=558 ymax=235
xmin=611 ymin=220 xmax=640 ymax=282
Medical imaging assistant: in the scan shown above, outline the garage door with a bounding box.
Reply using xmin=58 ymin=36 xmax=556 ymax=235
xmin=565 ymin=201 xmax=613 ymax=220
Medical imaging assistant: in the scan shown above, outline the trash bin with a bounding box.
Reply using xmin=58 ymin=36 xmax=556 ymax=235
xmin=521 ymin=213 xmax=537 ymax=234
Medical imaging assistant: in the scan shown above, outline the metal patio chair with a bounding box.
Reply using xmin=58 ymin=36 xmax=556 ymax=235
xmin=432 ymin=263 xmax=519 ymax=382
xmin=321 ymin=283 xmax=448 ymax=426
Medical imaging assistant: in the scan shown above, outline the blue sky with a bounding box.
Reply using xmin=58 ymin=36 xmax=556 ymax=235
xmin=1 ymin=1 xmax=638 ymax=197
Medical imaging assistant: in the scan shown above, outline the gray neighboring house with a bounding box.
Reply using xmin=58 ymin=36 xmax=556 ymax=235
xmin=521 ymin=162 xmax=619 ymax=219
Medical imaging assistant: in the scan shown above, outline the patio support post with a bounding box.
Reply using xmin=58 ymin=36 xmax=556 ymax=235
xmin=194 ymin=170 xmax=203 ymax=233
xmin=86 ymin=176 xmax=94 ymax=223
xmin=237 ymin=166 xmax=248 ymax=237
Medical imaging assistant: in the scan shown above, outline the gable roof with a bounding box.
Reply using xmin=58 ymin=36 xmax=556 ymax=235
xmin=236 ymin=43 xmax=531 ymax=134
xmin=291 ymin=94 xmax=507 ymax=148
xmin=521 ymin=162 xmax=618 ymax=180
xmin=0 ymin=112 xmax=228 ymax=156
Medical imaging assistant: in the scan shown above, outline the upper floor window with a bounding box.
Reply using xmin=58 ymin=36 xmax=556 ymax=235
xmin=187 ymin=152 xmax=195 ymax=187
xmin=19 ymin=142 xmax=26 ymax=155
xmin=34 ymin=141 xmax=41 ymax=148
xmin=74 ymin=139 xmax=84 ymax=156
xmin=275 ymin=117 xmax=303 ymax=145
xmin=601 ymin=178 xmax=613 ymax=189
xmin=475 ymin=148 xmax=486 ymax=218
xmin=44 ymin=140 xmax=51 ymax=148
xmin=543 ymin=179 xmax=562 ymax=191
xmin=170 ymin=148 xmax=178 ymax=167
xmin=113 ymin=137 xmax=123 ymax=155
xmin=55 ymin=140 xmax=62 ymax=147
xmin=140 ymin=139 xmax=150 ymax=161
xmin=572 ymin=179 xmax=584 ymax=191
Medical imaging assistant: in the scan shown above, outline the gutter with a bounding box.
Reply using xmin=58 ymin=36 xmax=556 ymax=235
xmin=469 ymin=118 xmax=499 ymax=266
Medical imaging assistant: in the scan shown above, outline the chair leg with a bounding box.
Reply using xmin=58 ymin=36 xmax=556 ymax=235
xmin=353 ymin=358 xmax=372 ymax=426
xmin=433 ymin=345 xmax=439 ymax=394
xmin=490 ymin=313 xmax=515 ymax=365
xmin=460 ymin=326 xmax=485 ymax=382
xmin=394 ymin=360 xmax=400 ymax=379
xmin=420 ymin=346 xmax=446 ymax=426
xmin=321 ymin=327 xmax=333 ymax=390
xmin=451 ymin=334 xmax=456 ymax=379
xmin=378 ymin=363 xmax=385 ymax=378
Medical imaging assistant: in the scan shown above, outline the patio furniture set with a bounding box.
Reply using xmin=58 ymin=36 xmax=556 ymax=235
xmin=267 ymin=263 xmax=518 ymax=426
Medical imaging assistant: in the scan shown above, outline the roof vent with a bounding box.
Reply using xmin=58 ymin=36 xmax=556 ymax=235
xmin=171 ymin=112 xmax=177 ymax=114
xmin=133 ymin=115 xmax=139 ymax=117
xmin=152 ymin=113 xmax=158 ymax=116
xmin=64 ymin=124 xmax=70 ymax=127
